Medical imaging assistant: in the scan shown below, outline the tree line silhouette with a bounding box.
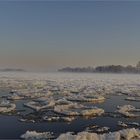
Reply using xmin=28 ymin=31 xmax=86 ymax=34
xmin=59 ymin=61 xmax=140 ymax=73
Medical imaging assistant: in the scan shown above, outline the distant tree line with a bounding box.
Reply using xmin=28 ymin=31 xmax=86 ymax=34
xmin=58 ymin=61 xmax=140 ymax=74
xmin=0 ymin=68 xmax=26 ymax=72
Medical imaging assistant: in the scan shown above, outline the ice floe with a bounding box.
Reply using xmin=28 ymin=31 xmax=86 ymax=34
xmin=117 ymin=105 xmax=140 ymax=118
xmin=24 ymin=100 xmax=55 ymax=111
xmin=56 ymin=128 xmax=140 ymax=140
xmin=125 ymin=97 xmax=140 ymax=102
xmin=21 ymin=131 xmax=54 ymax=140
xmin=0 ymin=99 xmax=16 ymax=113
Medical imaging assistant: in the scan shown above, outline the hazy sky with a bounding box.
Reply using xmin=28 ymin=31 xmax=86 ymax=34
xmin=0 ymin=1 xmax=140 ymax=71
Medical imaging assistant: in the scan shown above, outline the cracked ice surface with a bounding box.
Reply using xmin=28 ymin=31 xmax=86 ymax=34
xmin=0 ymin=72 xmax=140 ymax=117
xmin=0 ymin=72 xmax=140 ymax=139
xmin=0 ymin=72 xmax=140 ymax=97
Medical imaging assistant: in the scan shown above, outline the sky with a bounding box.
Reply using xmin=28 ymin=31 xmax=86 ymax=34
xmin=0 ymin=0 xmax=140 ymax=71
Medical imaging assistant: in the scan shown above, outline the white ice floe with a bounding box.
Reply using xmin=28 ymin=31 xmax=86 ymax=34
xmin=95 ymin=127 xmax=110 ymax=133
xmin=43 ymin=116 xmax=75 ymax=122
xmin=125 ymin=97 xmax=140 ymax=102
xmin=21 ymin=131 xmax=54 ymax=140
xmin=118 ymin=121 xmax=128 ymax=127
xmin=80 ymin=108 xmax=104 ymax=116
xmin=0 ymin=99 xmax=16 ymax=113
xmin=24 ymin=100 xmax=55 ymax=111
xmin=54 ymin=103 xmax=82 ymax=116
xmin=55 ymin=98 xmax=73 ymax=105
xmin=67 ymin=95 xmax=105 ymax=103
xmin=117 ymin=105 xmax=140 ymax=118
xmin=118 ymin=121 xmax=139 ymax=127
xmin=54 ymin=103 xmax=104 ymax=117
xmin=8 ymin=93 xmax=24 ymax=100
xmin=56 ymin=128 xmax=140 ymax=140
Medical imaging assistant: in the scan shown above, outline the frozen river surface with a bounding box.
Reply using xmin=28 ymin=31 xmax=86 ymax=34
xmin=0 ymin=72 xmax=139 ymax=139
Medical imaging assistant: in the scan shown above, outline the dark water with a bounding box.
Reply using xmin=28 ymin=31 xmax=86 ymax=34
xmin=0 ymin=90 xmax=139 ymax=139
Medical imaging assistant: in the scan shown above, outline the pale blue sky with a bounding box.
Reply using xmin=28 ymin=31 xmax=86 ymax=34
xmin=0 ymin=1 xmax=140 ymax=70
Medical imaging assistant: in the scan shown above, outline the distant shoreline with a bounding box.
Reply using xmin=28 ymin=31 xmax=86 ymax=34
xmin=0 ymin=68 xmax=26 ymax=72
xmin=58 ymin=65 xmax=140 ymax=74
xmin=58 ymin=71 xmax=140 ymax=75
